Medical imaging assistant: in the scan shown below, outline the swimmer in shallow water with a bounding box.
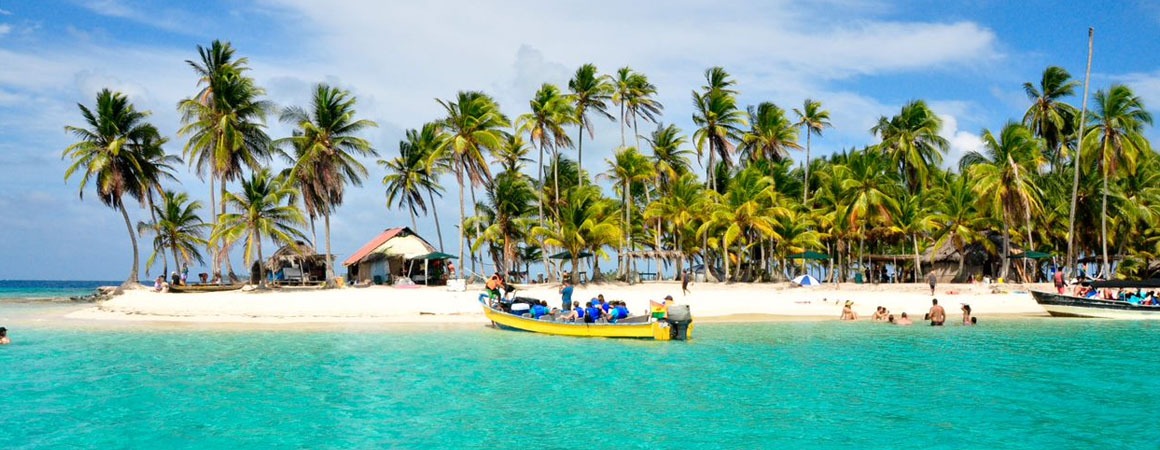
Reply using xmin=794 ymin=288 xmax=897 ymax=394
xmin=0 ymin=327 xmax=10 ymax=345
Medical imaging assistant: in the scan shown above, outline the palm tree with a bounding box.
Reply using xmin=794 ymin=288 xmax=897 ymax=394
xmin=568 ymin=64 xmax=615 ymax=185
xmin=531 ymin=186 xmax=621 ymax=283
xmin=794 ymin=99 xmax=832 ymax=205
xmin=929 ymin=173 xmax=984 ymax=281
xmin=692 ymin=88 xmax=746 ymax=192
xmin=605 ymin=147 xmax=656 ymax=280
xmin=472 ymin=170 xmax=537 ymax=275
xmin=699 ymin=167 xmax=783 ymax=282
xmin=412 ymin=122 xmax=451 ymax=251
xmin=279 ymin=83 xmax=378 ymax=285
xmin=213 ymin=169 xmax=307 ymax=287
xmin=1081 ymin=85 xmax=1153 ymax=277
xmin=890 ymin=193 xmax=939 ymax=282
xmin=837 ymin=149 xmax=903 ymax=278
xmin=645 ymin=123 xmax=694 ymax=194
xmin=741 ymin=102 xmax=801 ymax=163
xmin=612 ymin=67 xmax=664 ymax=150
xmin=643 ymin=173 xmax=704 ymax=277
xmin=518 ymin=83 xmax=575 ymax=217
xmin=138 ymin=190 xmax=209 ymax=277
xmin=870 ymin=100 xmax=948 ymax=194
xmin=63 ymin=89 xmax=159 ymax=287
xmin=1023 ymin=66 xmax=1079 ymax=171
xmin=437 ymin=91 xmax=511 ymax=272
xmin=177 ymin=39 xmax=273 ymax=282
xmin=381 ymin=130 xmax=442 ymax=231
xmin=961 ymin=122 xmax=1044 ymax=281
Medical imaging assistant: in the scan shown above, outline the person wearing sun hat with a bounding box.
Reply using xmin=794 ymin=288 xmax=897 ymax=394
xmin=651 ymin=295 xmax=674 ymax=320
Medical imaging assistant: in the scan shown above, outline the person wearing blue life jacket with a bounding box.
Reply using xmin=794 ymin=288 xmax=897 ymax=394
xmin=617 ymin=302 xmax=630 ymax=318
xmin=567 ymin=301 xmax=584 ymax=322
xmin=584 ymin=301 xmax=601 ymax=323
xmin=598 ymin=296 xmax=611 ymax=314
xmin=531 ymin=300 xmax=551 ymax=319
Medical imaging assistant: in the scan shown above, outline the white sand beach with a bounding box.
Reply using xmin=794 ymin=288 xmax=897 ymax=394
xmin=65 ymin=281 xmax=1049 ymax=325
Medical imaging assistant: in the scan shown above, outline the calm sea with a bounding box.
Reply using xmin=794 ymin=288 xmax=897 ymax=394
xmin=0 ymin=310 xmax=1157 ymax=449
xmin=0 ymin=280 xmax=121 ymax=300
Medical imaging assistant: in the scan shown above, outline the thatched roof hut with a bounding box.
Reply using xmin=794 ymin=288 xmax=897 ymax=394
xmin=251 ymin=240 xmax=334 ymax=284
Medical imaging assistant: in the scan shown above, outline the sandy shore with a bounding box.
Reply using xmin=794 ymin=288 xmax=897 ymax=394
xmin=62 ymin=280 xmax=1049 ymax=325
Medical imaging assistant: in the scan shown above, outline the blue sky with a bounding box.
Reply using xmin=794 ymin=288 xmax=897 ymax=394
xmin=1 ymin=0 xmax=1158 ymax=280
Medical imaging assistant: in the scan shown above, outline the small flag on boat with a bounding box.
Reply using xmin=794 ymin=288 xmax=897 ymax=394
xmin=650 ymin=300 xmax=667 ymax=319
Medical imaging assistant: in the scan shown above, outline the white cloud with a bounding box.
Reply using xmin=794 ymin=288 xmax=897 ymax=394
xmin=0 ymin=23 xmax=11 ymax=36
xmin=936 ymin=112 xmax=984 ymax=170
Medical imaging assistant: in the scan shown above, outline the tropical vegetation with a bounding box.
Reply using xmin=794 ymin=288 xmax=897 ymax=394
xmin=62 ymin=42 xmax=1158 ymax=286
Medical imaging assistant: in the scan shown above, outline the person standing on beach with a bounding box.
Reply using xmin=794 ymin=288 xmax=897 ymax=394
xmin=928 ymin=299 xmax=946 ymax=326
xmin=559 ymin=279 xmax=574 ymax=311
xmin=681 ymin=270 xmax=692 ymax=295
xmin=927 ymin=271 xmax=937 ymax=296
xmin=1053 ymin=269 xmax=1065 ymax=294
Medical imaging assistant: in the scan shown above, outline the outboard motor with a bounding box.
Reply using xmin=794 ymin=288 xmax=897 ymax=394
xmin=665 ymin=304 xmax=693 ymax=340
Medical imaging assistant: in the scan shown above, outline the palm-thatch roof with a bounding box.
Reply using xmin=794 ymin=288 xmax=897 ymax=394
xmin=623 ymin=250 xmax=685 ymax=261
xmin=265 ymin=240 xmax=333 ymax=270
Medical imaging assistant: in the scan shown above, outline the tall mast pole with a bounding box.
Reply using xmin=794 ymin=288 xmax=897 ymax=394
xmin=1067 ymin=27 xmax=1094 ymax=276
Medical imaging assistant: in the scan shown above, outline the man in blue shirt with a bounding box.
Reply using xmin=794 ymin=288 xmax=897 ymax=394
xmin=531 ymin=301 xmax=550 ymax=319
xmin=559 ymin=280 xmax=574 ymax=311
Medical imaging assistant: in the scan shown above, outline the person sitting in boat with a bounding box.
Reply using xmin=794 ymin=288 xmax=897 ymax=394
xmin=531 ymin=300 xmax=551 ymax=320
xmin=605 ymin=301 xmax=630 ymax=323
xmin=584 ymin=301 xmax=602 ymax=324
xmin=598 ymin=296 xmax=611 ymax=314
xmin=563 ymin=301 xmax=584 ymax=322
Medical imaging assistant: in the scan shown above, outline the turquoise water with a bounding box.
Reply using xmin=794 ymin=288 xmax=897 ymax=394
xmin=1 ymin=313 xmax=1158 ymax=448
xmin=0 ymin=280 xmax=120 ymax=300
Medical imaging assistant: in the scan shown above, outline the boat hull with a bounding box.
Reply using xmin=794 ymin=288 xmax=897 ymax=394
xmin=481 ymin=302 xmax=691 ymax=340
xmin=168 ymin=284 xmax=244 ymax=293
xmin=1031 ymin=291 xmax=1160 ymax=319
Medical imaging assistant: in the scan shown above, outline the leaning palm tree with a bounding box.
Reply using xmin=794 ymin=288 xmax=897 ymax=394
xmin=960 ymin=122 xmax=1044 ymax=281
xmin=741 ymin=102 xmax=801 ymax=163
xmin=213 ymin=169 xmax=307 ymax=287
xmin=1081 ymin=85 xmax=1153 ymax=277
xmin=63 ymin=89 xmax=159 ymax=287
xmin=381 ymin=131 xmax=442 ymax=231
xmin=568 ymin=64 xmax=615 ymax=185
xmin=411 ymin=122 xmax=451 ymax=251
xmin=437 ymin=91 xmax=511 ymax=272
xmin=177 ymin=39 xmax=274 ymax=282
xmin=1023 ymin=66 xmax=1079 ymax=171
xmin=138 ymin=190 xmax=209 ymax=277
xmin=870 ymin=100 xmax=948 ymax=194
xmin=279 ymin=83 xmax=378 ymax=285
xmin=793 ymin=99 xmax=832 ymax=205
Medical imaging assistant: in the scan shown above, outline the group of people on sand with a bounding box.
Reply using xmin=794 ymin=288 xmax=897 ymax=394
xmin=841 ymin=298 xmax=976 ymax=326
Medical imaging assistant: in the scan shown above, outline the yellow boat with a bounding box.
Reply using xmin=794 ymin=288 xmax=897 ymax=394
xmin=480 ymin=297 xmax=693 ymax=340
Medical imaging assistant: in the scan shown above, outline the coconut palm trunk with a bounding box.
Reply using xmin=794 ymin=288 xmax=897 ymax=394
xmin=913 ymin=233 xmax=922 ymax=283
xmin=209 ymin=176 xmax=220 ymax=281
xmin=577 ymin=120 xmax=585 ymax=186
xmin=255 ymin=227 xmax=265 ymax=287
xmin=1067 ymin=28 xmax=1094 ymax=274
xmin=119 ymin=202 xmax=140 ymax=287
xmin=1101 ymin=168 xmax=1110 ymax=277
xmin=803 ymin=133 xmax=812 ymax=205
xmin=537 ymin=144 xmax=551 ymax=282
xmin=324 ymin=213 xmax=335 ymax=285
xmin=1001 ymin=218 xmax=1011 ymax=280
xmin=220 ymin=182 xmax=238 ymax=282
xmin=428 ymin=190 xmax=445 ymax=252
xmin=457 ymin=167 xmax=467 ymax=278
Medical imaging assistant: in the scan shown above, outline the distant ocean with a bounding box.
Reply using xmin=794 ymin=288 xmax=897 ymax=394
xmin=0 ymin=280 xmax=121 ymax=300
xmin=0 ymin=317 xmax=1158 ymax=448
